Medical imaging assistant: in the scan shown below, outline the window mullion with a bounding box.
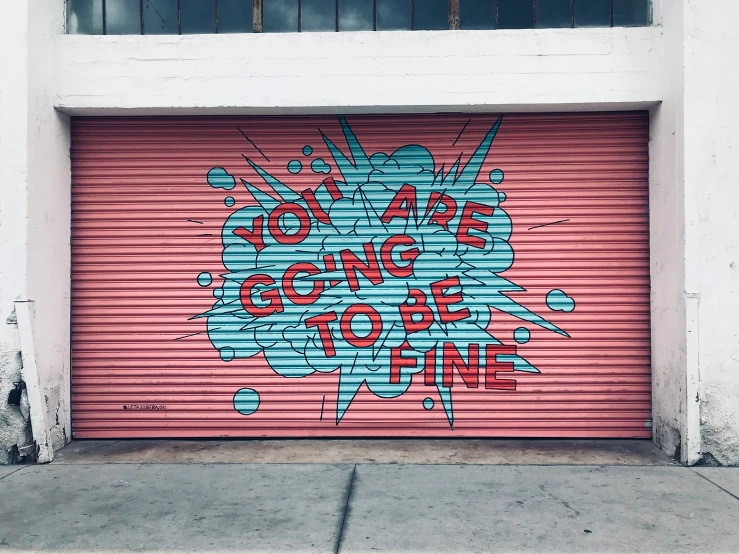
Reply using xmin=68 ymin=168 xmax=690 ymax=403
xmin=449 ymin=0 xmax=460 ymax=30
xmin=571 ymin=0 xmax=575 ymax=28
xmin=253 ymin=0 xmax=263 ymax=32
xmin=610 ymin=0 xmax=614 ymax=26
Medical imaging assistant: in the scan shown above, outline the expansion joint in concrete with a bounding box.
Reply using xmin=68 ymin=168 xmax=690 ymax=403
xmin=335 ymin=464 xmax=357 ymax=554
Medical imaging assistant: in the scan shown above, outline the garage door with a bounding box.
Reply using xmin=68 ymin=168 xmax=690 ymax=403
xmin=71 ymin=112 xmax=650 ymax=438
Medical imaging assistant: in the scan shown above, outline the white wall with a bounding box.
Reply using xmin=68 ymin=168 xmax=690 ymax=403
xmin=27 ymin=0 xmax=73 ymax=452
xmin=0 ymin=0 xmax=34 ymax=464
xmin=4 ymin=7 xmax=738 ymax=464
xmin=9 ymin=24 xmax=665 ymax=461
xmin=683 ymin=0 xmax=739 ymax=466
xmin=55 ymin=27 xmax=659 ymax=114
xmin=648 ymin=0 xmax=691 ymax=463
xmin=0 ymin=0 xmax=70 ymax=463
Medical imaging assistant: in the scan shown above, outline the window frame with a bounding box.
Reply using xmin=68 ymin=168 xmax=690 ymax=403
xmin=70 ymin=0 xmax=651 ymax=35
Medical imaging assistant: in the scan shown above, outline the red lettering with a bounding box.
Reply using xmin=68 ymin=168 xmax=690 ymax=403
xmin=430 ymin=276 xmax=470 ymax=324
xmin=399 ymin=289 xmax=434 ymax=334
xmin=390 ymin=342 xmax=417 ymax=384
xmin=323 ymin=253 xmax=341 ymax=287
xmin=381 ymin=235 xmax=420 ymax=278
xmin=424 ymin=192 xmax=457 ymax=231
xmin=485 ymin=345 xmax=517 ymax=390
xmin=381 ymin=184 xmax=418 ymax=223
xmin=305 ymin=312 xmax=338 ymax=357
xmin=301 ymin=188 xmax=331 ymax=224
xmin=283 ymin=262 xmax=323 ymax=305
xmin=424 ymin=348 xmax=436 ymax=386
xmin=340 ymin=243 xmax=384 ymax=292
xmin=322 ymin=177 xmax=342 ymax=201
xmin=268 ymin=202 xmax=311 ymax=245
xmin=340 ymin=304 xmax=382 ymax=348
xmin=240 ymin=275 xmax=283 ymax=317
xmin=233 ymin=215 xmax=266 ymax=252
xmin=442 ymin=343 xmax=479 ymax=388
xmin=456 ymin=201 xmax=494 ymax=249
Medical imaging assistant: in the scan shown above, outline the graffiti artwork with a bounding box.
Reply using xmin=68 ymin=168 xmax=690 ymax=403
xmin=193 ymin=116 xmax=575 ymax=428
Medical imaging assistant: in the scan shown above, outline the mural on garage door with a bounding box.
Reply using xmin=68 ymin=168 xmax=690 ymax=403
xmin=193 ymin=116 xmax=575 ymax=428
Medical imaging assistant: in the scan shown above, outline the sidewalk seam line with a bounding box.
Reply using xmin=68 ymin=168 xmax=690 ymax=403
xmin=0 ymin=466 xmax=29 ymax=482
xmin=691 ymin=469 xmax=739 ymax=503
xmin=334 ymin=464 xmax=357 ymax=554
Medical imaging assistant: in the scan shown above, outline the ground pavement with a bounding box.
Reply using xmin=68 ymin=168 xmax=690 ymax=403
xmin=0 ymin=440 xmax=737 ymax=553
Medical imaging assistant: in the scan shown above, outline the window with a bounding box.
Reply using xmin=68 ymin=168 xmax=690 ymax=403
xmin=339 ymin=0 xmax=373 ymax=31
xmin=66 ymin=0 xmax=651 ymax=34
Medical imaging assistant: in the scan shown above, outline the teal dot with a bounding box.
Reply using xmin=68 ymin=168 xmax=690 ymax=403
xmin=207 ymin=167 xmax=236 ymax=190
xmin=288 ymin=160 xmax=302 ymax=174
xmin=220 ymin=346 xmax=235 ymax=362
xmin=498 ymin=191 xmax=507 ymax=202
xmin=233 ymin=388 xmax=260 ymax=415
xmin=311 ymin=158 xmax=331 ymax=174
xmin=514 ymin=327 xmax=530 ymax=344
xmin=490 ymin=169 xmax=504 ymax=184
xmin=197 ymin=272 xmax=212 ymax=287
xmin=213 ymin=287 xmax=223 ymax=299
xmin=302 ymin=145 xmax=313 ymax=156
xmin=224 ymin=196 xmax=235 ymax=207
xmin=423 ymin=397 xmax=434 ymax=410
xmin=546 ymin=289 xmax=576 ymax=313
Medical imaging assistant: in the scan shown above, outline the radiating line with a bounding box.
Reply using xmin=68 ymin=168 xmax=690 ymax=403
xmin=528 ymin=219 xmax=570 ymax=230
xmin=187 ymin=219 xmax=204 ymax=224
xmin=173 ymin=327 xmax=220 ymax=341
xmin=452 ymin=119 xmax=471 ymax=146
xmin=237 ymin=127 xmax=270 ymax=162
xmin=196 ymin=233 xmax=213 ymax=237
xmin=320 ymin=395 xmax=326 ymax=421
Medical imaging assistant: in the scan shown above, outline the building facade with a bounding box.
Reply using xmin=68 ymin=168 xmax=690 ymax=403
xmin=0 ymin=0 xmax=737 ymax=464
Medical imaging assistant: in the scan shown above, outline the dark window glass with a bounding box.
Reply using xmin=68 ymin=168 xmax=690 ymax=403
xmin=302 ymin=0 xmax=337 ymax=31
xmin=613 ymin=0 xmax=650 ymax=26
xmin=414 ymin=0 xmax=448 ymax=30
xmin=264 ymin=0 xmax=298 ymax=32
xmin=575 ymin=0 xmax=610 ymax=26
xmin=181 ymin=0 xmax=216 ymax=33
xmin=498 ymin=0 xmax=533 ymax=29
xmin=106 ymin=0 xmax=141 ymax=34
xmin=377 ymin=0 xmax=410 ymax=30
xmin=143 ymin=0 xmax=178 ymax=33
xmin=460 ymin=0 xmax=494 ymax=30
xmin=536 ymin=0 xmax=571 ymax=28
xmin=219 ymin=0 xmax=253 ymax=32
xmin=339 ymin=0 xmax=373 ymax=30
xmin=67 ymin=0 xmax=103 ymax=34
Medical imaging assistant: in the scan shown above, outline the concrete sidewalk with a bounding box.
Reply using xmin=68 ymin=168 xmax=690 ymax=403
xmin=0 ymin=462 xmax=738 ymax=553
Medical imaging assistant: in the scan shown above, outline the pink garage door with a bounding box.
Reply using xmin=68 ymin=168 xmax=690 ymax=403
xmin=71 ymin=112 xmax=650 ymax=438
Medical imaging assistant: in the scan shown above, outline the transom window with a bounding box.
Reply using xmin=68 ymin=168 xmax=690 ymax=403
xmin=67 ymin=0 xmax=651 ymax=35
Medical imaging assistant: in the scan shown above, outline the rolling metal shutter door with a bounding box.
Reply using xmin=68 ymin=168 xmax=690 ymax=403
xmin=71 ymin=112 xmax=651 ymax=438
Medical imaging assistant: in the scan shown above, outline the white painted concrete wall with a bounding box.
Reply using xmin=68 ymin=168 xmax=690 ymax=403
xmin=0 ymin=0 xmax=33 ymax=464
xmin=27 ymin=0 xmax=73 ymax=452
xmin=648 ymin=0 xmax=690 ymax=463
xmin=0 ymin=0 xmax=70 ymax=463
xmin=2 ymin=3 xmax=738 ymax=464
xmin=54 ymin=27 xmax=660 ymax=114
xmin=683 ymin=0 xmax=739 ymax=466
